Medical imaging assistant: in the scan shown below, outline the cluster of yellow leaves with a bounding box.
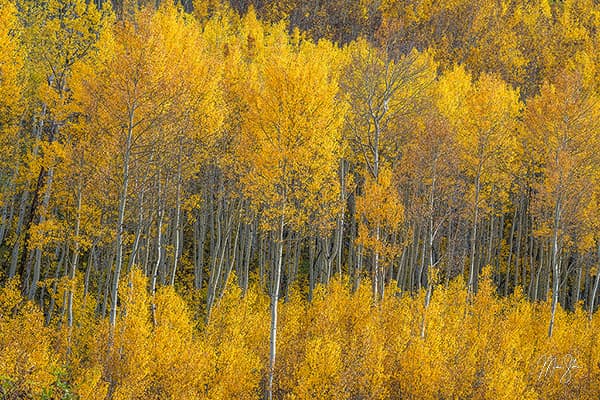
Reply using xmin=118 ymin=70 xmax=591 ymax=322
xmin=356 ymin=168 xmax=403 ymax=258
xmin=378 ymin=0 xmax=600 ymax=97
xmin=1 ymin=270 xmax=600 ymax=399
xmin=524 ymin=68 xmax=600 ymax=250
xmin=0 ymin=0 xmax=21 ymax=129
xmin=437 ymin=66 xmax=521 ymax=211
xmin=238 ymin=17 xmax=344 ymax=233
xmin=0 ymin=279 xmax=55 ymax=398
xmin=0 ymin=0 xmax=23 ymax=206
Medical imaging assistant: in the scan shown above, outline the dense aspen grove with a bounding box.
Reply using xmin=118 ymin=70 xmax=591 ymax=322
xmin=2 ymin=0 xmax=600 ymax=398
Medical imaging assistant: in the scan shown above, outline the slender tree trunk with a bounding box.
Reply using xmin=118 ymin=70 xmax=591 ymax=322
xmin=514 ymin=195 xmax=525 ymax=289
xmin=549 ymin=198 xmax=561 ymax=337
xmin=486 ymin=208 xmax=495 ymax=266
xmin=206 ymin=200 xmax=237 ymax=321
xmin=505 ymin=204 xmax=517 ymax=295
xmin=194 ymin=209 xmax=207 ymax=290
xmin=45 ymin=244 xmax=67 ymax=325
xmin=14 ymin=105 xmax=46 ymax=281
xmin=373 ymin=224 xmax=381 ymax=301
xmin=29 ymin=166 xmax=55 ymax=300
xmin=267 ymin=211 xmax=285 ymax=400
xmin=575 ymin=255 xmax=583 ymax=305
xmin=242 ymin=220 xmax=253 ymax=294
xmin=83 ymin=243 xmax=95 ymax=304
xmin=0 ymin=173 xmax=17 ymax=246
xmin=219 ymin=216 xmax=242 ymax=300
xmin=67 ymin=178 xmax=83 ymax=334
xmin=468 ymin=172 xmax=482 ymax=294
xmin=9 ymin=190 xmax=29 ymax=278
xmin=589 ymin=243 xmax=600 ymax=318
xmin=109 ymin=106 xmax=135 ymax=338
xmin=170 ymin=140 xmax=183 ymax=286
xmin=151 ymin=172 xmax=165 ymax=327
xmin=128 ymin=187 xmax=145 ymax=271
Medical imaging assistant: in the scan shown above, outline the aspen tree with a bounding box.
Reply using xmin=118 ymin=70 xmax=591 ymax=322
xmin=524 ymin=69 xmax=600 ymax=336
xmin=240 ymin=34 xmax=343 ymax=399
xmin=12 ymin=0 xmax=106 ymax=305
xmin=341 ymin=39 xmax=433 ymax=298
xmin=437 ymin=66 xmax=521 ymax=293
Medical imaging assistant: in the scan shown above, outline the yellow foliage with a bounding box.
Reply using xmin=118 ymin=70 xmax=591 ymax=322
xmin=292 ymin=336 xmax=343 ymax=399
xmin=0 ymin=269 xmax=598 ymax=398
xmin=139 ymin=285 xmax=209 ymax=399
xmin=0 ymin=279 xmax=56 ymax=398
xmin=3 ymin=4 xmax=600 ymax=400
xmin=239 ymin=30 xmax=344 ymax=232
xmin=204 ymin=284 xmax=268 ymax=399
xmin=107 ymin=269 xmax=153 ymax=400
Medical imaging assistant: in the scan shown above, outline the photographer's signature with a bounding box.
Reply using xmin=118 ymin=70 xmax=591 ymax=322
xmin=537 ymin=354 xmax=579 ymax=384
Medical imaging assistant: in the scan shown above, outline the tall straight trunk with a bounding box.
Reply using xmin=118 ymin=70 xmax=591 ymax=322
xmin=206 ymin=200 xmax=237 ymax=322
xmin=373 ymin=224 xmax=381 ymax=301
xmin=347 ymin=193 xmax=356 ymax=282
xmin=336 ymin=159 xmax=347 ymax=276
xmin=83 ymin=243 xmax=96 ymax=304
xmin=128 ymin=187 xmax=145 ymax=271
xmin=151 ymin=173 xmax=165 ymax=327
xmin=292 ymin=237 xmax=300 ymax=288
xmin=9 ymin=190 xmax=29 ymax=278
xmin=142 ymin=221 xmax=152 ymax=275
xmin=408 ymin=224 xmax=419 ymax=292
xmin=170 ymin=140 xmax=183 ymax=286
xmin=100 ymin=248 xmax=113 ymax=318
xmin=242 ymin=220 xmax=254 ymax=294
xmin=29 ymin=166 xmax=55 ymax=300
xmin=468 ymin=171 xmax=482 ymax=294
xmin=527 ymin=217 xmax=536 ymax=299
xmin=387 ymin=233 xmax=397 ymax=283
xmin=15 ymin=105 xmax=46 ymax=281
xmin=495 ymin=213 xmax=505 ymax=273
xmin=548 ymin=197 xmax=561 ymax=338
xmin=589 ymin=243 xmax=600 ymax=318
xmin=109 ymin=107 xmax=135 ymax=336
xmin=559 ymin=255 xmax=568 ymax=309
xmin=530 ymin=239 xmax=540 ymax=300
xmin=395 ymin=245 xmax=406 ymax=289
xmin=427 ymin=174 xmax=437 ymax=285
xmin=206 ymin=195 xmax=223 ymax=320
xmin=20 ymin=174 xmax=46 ymax=290
xmin=514 ymin=195 xmax=525 ymax=289
xmin=417 ymin=228 xmax=427 ymax=291
xmin=575 ymin=255 xmax=583 ymax=305
xmin=420 ymin=277 xmax=434 ymax=339
xmin=267 ymin=212 xmax=285 ymax=400
xmin=284 ymin=231 xmax=293 ymax=297
xmin=544 ymin=241 xmax=552 ymax=301
xmin=194 ymin=209 xmax=207 ymax=290
xmin=45 ymin=244 xmax=67 ymax=325
xmin=486 ymin=211 xmax=495 ymax=266
xmin=445 ymin=216 xmax=455 ymax=287
xmin=0 ymin=173 xmax=17 ymax=246
xmin=67 ymin=178 xmax=83 ymax=331
xmin=66 ymin=183 xmax=81 ymax=358
xmin=584 ymin=262 xmax=591 ymax=311
xmin=505 ymin=204 xmax=518 ymax=295
xmin=259 ymin=235 xmax=266 ymax=287
xmin=220 ymin=218 xmax=242 ymax=299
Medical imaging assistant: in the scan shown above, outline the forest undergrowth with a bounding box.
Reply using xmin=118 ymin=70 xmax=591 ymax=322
xmin=1 ymin=269 xmax=599 ymax=400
